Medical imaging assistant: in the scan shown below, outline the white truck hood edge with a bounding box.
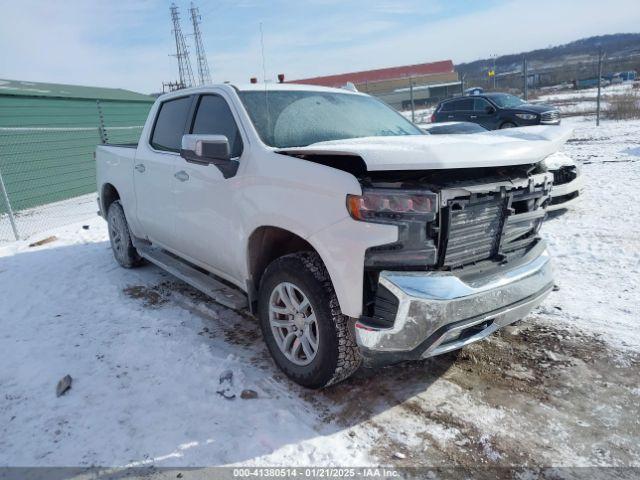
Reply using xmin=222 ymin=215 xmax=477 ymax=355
xmin=277 ymin=125 xmax=574 ymax=171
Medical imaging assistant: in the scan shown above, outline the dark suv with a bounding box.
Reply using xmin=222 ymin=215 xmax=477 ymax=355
xmin=431 ymin=93 xmax=560 ymax=130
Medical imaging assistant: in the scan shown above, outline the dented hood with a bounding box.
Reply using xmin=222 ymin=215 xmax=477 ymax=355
xmin=278 ymin=125 xmax=573 ymax=171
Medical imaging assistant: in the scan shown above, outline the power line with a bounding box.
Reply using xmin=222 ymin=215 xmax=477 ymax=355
xmin=190 ymin=3 xmax=212 ymax=85
xmin=169 ymin=3 xmax=195 ymax=89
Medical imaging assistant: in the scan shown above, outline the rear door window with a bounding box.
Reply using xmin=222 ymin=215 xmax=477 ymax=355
xmin=190 ymin=95 xmax=243 ymax=158
xmin=455 ymin=99 xmax=474 ymax=111
xmin=150 ymin=96 xmax=193 ymax=152
xmin=474 ymin=98 xmax=493 ymax=112
xmin=440 ymin=101 xmax=457 ymax=112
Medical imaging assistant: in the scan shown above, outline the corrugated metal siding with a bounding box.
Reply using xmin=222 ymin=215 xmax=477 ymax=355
xmin=99 ymin=101 xmax=151 ymax=144
xmin=0 ymin=78 xmax=155 ymax=102
xmin=0 ymin=95 xmax=152 ymax=212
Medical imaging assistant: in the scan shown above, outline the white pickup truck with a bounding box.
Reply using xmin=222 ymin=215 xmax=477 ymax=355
xmin=96 ymin=83 xmax=567 ymax=388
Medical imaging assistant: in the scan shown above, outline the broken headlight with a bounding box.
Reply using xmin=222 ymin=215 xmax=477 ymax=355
xmin=347 ymin=189 xmax=439 ymax=268
xmin=347 ymin=189 xmax=437 ymax=222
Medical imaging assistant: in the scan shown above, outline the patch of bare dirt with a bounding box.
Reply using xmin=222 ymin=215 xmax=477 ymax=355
xmin=123 ymin=285 xmax=168 ymax=307
xmin=310 ymin=320 xmax=640 ymax=467
xmin=447 ymin=319 xmax=614 ymax=401
xmin=123 ymin=280 xmax=262 ymax=348
xmin=300 ymin=354 xmax=459 ymax=425
xmin=448 ymin=319 xmax=639 ymax=401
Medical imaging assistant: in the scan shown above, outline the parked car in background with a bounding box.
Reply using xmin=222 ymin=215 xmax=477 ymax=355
xmin=542 ymin=151 xmax=583 ymax=211
xmin=417 ymin=121 xmax=582 ymax=211
xmin=431 ymin=93 xmax=561 ymax=130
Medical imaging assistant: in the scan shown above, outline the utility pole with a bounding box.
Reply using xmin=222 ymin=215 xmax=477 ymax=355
xmin=409 ymin=78 xmax=415 ymax=123
xmin=596 ymin=47 xmax=604 ymax=126
xmin=190 ymin=3 xmax=212 ymax=86
xmin=169 ymin=3 xmax=195 ymax=89
xmin=493 ymin=55 xmax=497 ymax=90
xmin=523 ymin=56 xmax=528 ymax=101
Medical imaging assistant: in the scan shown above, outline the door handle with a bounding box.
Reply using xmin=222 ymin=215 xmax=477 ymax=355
xmin=174 ymin=170 xmax=190 ymax=182
xmin=470 ymin=115 xmax=477 ymax=119
xmin=134 ymin=163 xmax=146 ymax=173
xmin=447 ymin=115 xmax=454 ymax=119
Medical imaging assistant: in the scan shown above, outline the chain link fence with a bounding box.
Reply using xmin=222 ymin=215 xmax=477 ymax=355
xmin=0 ymin=97 xmax=150 ymax=242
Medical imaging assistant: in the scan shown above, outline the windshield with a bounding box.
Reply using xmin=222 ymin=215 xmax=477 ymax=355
xmin=489 ymin=93 xmax=526 ymax=108
xmin=238 ymin=90 xmax=423 ymax=148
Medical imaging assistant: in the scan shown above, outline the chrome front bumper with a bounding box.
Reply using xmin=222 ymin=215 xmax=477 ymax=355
xmin=355 ymin=245 xmax=554 ymax=365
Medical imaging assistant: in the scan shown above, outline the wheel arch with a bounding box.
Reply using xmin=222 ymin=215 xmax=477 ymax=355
xmin=499 ymin=120 xmax=518 ymax=129
xmin=246 ymin=226 xmax=315 ymax=311
xmin=100 ymin=183 xmax=121 ymax=217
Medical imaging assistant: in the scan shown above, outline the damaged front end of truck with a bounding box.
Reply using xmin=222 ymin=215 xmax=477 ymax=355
xmin=279 ymin=127 xmax=565 ymax=366
xmin=351 ymin=164 xmax=554 ymax=365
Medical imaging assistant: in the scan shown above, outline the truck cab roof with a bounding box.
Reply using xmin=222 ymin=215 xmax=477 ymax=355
xmin=157 ymin=82 xmax=364 ymax=102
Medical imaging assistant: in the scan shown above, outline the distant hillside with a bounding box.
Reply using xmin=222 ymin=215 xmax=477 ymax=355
xmin=457 ymin=33 xmax=640 ymax=88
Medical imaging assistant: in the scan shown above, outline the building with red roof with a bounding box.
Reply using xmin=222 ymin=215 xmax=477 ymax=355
xmin=288 ymin=60 xmax=461 ymax=111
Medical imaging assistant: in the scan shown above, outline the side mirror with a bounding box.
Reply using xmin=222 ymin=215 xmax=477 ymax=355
xmin=181 ymin=134 xmax=230 ymax=162
xmin=485 ymin=105 xmax=496 ymax=114
xmin=180 ymin=134 xmax=239 ymax=178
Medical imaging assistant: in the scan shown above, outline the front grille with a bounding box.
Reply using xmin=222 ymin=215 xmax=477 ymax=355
xmin=552 ymin=166 xmax=577 ymax=185
xmin=541 ymin=110 xmax=560 ymax=123
xmin=440 ymin=181 xmax=551 ymax=268
xmin=441 ymin=194 xmax=506 ymax=268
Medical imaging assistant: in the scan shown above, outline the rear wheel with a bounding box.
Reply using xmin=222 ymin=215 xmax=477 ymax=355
xmin=107 ymin=200 xmax=142 ymax=268
xmin=258 ymin=252 xmax=361 ymax=388
xmin=500 ymin=122 xmax=517 ymax=129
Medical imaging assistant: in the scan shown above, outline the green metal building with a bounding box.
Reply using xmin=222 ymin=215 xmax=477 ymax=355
xmin=0 ymin=79 xmax=154 ymax=212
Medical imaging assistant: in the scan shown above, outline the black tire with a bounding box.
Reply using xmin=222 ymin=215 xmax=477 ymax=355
xmin=107 ymin=200 xmax=143 ymax=268
xmin=258 ymin=252 xmax=361 ymax=388
xmin=500 ymin=122 xmax=517 ymax=129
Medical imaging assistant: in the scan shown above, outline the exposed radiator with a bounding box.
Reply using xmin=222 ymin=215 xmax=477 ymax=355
xmin=440 ymin=184 xmax=549 ymax=269
xmin=441 ymin=194 xmax=506 ymax=268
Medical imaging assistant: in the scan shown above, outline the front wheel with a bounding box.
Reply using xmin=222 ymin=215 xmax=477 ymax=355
xmin=500 ymin=122 xmax=517 ymax=129
xmin=258 ymin=252 xmax=361 ymax=388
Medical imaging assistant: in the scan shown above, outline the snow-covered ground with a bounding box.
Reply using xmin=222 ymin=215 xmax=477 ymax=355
xmin=1 ymin=117 xmax=639 ymax=468
xmin=536 ymin=82 xmax=635 ymax=103
xmin=533 ymin=82 xmax=637 ymax=116
xmin=542 ymin=116 xmax=640 ymax=349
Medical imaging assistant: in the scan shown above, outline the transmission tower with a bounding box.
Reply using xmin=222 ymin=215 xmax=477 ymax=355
xmin=190 ymin=3 xmax=212 ymax=85
xmin=169 ymin=3 xmax=195 ymax=89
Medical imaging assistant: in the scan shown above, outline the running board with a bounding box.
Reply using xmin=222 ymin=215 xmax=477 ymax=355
xmin=136 ymin=245 xmax=248 ymax=310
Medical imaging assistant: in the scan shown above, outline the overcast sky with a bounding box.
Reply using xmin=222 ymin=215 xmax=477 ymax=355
xmin=1 ymin=0 xmax=639 ymax=94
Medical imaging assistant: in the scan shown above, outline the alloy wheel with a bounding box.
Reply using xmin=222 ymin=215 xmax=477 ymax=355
xmin=268 ymin=282 xmax=319 ymax=366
